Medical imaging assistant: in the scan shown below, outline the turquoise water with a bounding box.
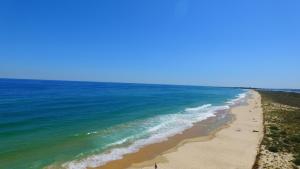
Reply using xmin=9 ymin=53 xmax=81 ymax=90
xmin=0 ymin=79 xmax=246 ymax=169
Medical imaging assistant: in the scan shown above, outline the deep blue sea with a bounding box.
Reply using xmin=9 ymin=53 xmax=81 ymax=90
xmin=0 ymin=79 xmax=246 ymax=169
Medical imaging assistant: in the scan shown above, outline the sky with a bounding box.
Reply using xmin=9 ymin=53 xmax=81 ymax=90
xmin=0 ymin=0 xmax=300 ymax=89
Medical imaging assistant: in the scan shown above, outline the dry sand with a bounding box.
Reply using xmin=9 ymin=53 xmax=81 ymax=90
xmin=126 ymin=90 xmax=264 ymax=169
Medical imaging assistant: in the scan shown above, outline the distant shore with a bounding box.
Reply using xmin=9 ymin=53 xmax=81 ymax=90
xmin=95 ymin=90 xmax=263 ymax=169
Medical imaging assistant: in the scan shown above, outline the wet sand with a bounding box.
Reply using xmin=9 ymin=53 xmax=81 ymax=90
xmin=94 ymin=90 xmax=263 ymax=169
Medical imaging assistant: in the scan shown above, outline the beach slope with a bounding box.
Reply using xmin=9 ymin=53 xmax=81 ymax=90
xmin=128 ymin=90 xmax=263 ymax=169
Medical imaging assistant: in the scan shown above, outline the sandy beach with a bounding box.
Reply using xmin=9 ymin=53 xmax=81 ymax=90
xmin=128 ymin=90 xmax=263 ymax=169
xmin=94 ymin=90 xmax=263 ymax=169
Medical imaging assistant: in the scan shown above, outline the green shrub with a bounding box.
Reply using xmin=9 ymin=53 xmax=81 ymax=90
xmin=290 ymin=135 xmax=300 ymax=143
xmin=268 ymin=146 xmax=278 ymax=152
xmin=280 ymin=131 xmax=287 ymax=135
xmin=270 ymin=125 xmax=279 ymax=130
xmin=294 ymin=156 xmax=300 ymax=165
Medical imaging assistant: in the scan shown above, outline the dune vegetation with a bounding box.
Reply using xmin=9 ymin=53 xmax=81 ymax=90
xmin=255 ymin=91 xmax=300 ymax=168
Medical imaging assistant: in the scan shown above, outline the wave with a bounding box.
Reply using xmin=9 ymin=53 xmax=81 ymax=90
xmin=226 ymin=91 xmax=248 ymax=105
xmin=86 ymin=131 xmax=98 ymax=135
xmin=184 ymin=104 xmax=212 ymax=112
xmin=59 ymin=91 xmax=249 ymax=169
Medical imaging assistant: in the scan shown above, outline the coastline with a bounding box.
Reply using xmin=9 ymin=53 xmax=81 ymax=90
xmin=93 ymin=90 xmax=263 ymax=169
xmin=93 ymin=109 xmax=233 ymax=169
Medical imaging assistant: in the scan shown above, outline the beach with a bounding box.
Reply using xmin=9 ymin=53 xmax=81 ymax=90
xmin=95 ymin=90 xmax=263 ymax=169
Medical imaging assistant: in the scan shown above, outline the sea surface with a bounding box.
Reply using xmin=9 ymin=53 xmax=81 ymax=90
xmin=0 ymin=79 xmax=247 ymax=169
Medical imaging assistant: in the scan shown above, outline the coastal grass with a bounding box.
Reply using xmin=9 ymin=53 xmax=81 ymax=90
xmin=257 ymin=90 xmax=300 ymax=167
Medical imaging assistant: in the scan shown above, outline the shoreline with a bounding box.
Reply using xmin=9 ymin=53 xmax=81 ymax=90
xmin=92 ymin=91 xmax=261 ymax=169
xmin=93 ymin=109 xmax=233 ymax=169
xmin=126 ymin=90 xmax=263 ymax=169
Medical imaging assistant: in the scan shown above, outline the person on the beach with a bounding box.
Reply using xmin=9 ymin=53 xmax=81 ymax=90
xmin=154 ymin=162 xmax=158 ymax=169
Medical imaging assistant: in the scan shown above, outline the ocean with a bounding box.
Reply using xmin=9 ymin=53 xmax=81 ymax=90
xmin=0 ymin=79 xmax=247 ymax=169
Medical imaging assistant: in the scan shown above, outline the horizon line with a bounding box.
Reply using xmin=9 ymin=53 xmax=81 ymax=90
xmin=2 ymin=77 xmax=299 ymax=90
xmin=0 ymin=77 xmax=252 ymax=89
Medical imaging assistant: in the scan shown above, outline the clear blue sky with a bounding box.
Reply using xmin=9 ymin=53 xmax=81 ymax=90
xmin=1 ymin=0 xmax=299 ymax=88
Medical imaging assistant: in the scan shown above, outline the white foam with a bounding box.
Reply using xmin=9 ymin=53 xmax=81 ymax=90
xmin=185 ymin=104 xmax=212 ymax=112
xmin=60 ymin=91 xmax=249 ymax=169
xmin=226 ymin=91 xmax=248 ymax=105
xmin=105 ymin=136 xmax=133 ymax=147
xmin=86 ymin=131 xmax=98 ymax=135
